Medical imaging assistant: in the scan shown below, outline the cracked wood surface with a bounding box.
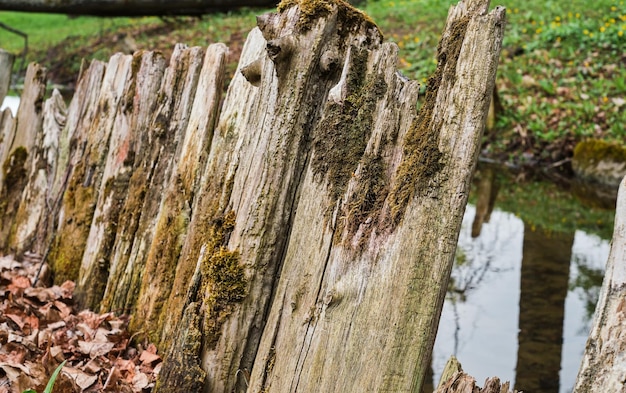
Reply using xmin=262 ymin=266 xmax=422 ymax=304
xmin=574 ymin=176 xmax=626 ymax=393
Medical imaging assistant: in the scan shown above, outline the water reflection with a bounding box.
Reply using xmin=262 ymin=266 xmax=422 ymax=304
xmin=432 ymin=167 xmax=614 ymax=393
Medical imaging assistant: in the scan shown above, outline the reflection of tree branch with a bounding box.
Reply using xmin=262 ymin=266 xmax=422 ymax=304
xmin=449 ymin=219 xmax=517 ymax=302
xmin=570 ymin=255 xmax=604 ymax=325
xmin=452 ymin=300 xmax=461 ymax=356
xmin=0 ymin=21 xmax=28 ymax=83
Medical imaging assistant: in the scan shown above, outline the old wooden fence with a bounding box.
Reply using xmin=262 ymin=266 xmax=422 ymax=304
xmin=6 ymin=0 xmax=592 ymax=391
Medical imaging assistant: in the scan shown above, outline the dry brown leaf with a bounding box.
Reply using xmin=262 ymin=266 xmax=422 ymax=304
xmin=63 ymin=366 xmax=99 ymax=391
xmin=139 ymin=350 xmax=160 ymax=365
xmin=78 ymin=340 xmax=115 ymax=358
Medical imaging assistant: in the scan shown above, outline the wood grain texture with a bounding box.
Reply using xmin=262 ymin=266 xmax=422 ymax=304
xmin=574 ymin=175 xmax=626 ymax=392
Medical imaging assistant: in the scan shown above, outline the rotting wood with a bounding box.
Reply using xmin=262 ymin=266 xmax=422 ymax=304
xmin=0 ymin=63 xmax=47 ymax=252
xmin=574 ymin=175 xmax=626 ymax=393
xmin=0 ymin=49 xmax=14 ymax=105
xmin=128 ymin=44 xmax=207 ymax=333
xmin=10 ymin=89 xmax=67 ymax=256
xmin=0 ymin=0 xmax=507 ymax=391
xmin=246 ymin=0 xmax=505 ymax=391
xmin=435 ymin=356 xmax=518 ymax=393
xmin=48 ymin=54 xmax=133 ymax=284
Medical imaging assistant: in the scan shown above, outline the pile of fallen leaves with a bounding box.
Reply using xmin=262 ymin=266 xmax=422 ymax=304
xmin=0 ymin=255 xmax=161 ymax=393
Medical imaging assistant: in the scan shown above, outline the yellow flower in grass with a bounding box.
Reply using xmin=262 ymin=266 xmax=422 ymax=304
xmin=600 ymin=26 xmax=606 ymax=32
xmin=583 ymin=29 xmax=589 ymax=35
xmin=619 ymin=30 xmax=624 ymax=36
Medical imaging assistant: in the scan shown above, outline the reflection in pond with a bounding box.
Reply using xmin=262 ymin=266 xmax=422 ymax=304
xmin=431 ymin=166 xmax=614 ymax=393
xmin=0 ymin=95 xmax=19 ymax=116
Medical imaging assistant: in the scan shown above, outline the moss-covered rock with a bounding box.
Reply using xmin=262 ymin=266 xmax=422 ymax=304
xmin=572 ymin=139 xmax=626 ymax=188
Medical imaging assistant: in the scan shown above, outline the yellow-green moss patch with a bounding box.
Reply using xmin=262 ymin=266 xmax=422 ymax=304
xmin=388 ymin=17 xmax=470 ymax=224
xmin=201 ymin=211 xmax=247 ymax=349
xmin=0 ymin=147 xmax=30 ymax=251
xmin=573 ymin=139 xmax=626 ymax=166
xmin=49 ymin=161 xmax=96 ymax=283
xmin=278 ymin=0 xmax=379 ymax=33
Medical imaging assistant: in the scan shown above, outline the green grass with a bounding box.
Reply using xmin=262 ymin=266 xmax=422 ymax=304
xmin=1 ymin=0 xmax=625 ymax=167
xmin=0 ymin=12 xmax=157 ymax=53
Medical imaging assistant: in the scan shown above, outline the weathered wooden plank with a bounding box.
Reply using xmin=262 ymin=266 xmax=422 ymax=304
xmin=10 ymin=89 xmax=67 ymax=255
xmin=0 ymin=108 xmax=15 ymax=189
xmin=144 ymin=42 xmax=228 ymax=338
xmin=574 ymin=175 xmax=626 ymax=392
xmin=154 ymin=2 xmax=388 ymax=388
xmin=0 ymin=49 xmax=14 ymax=105
xmin=245 ymin=0 xmax=505 ymax=392
xmin=99 ymin=50 xmax=168 ymax=313
xmin=74 ymin=51 xmax=165 ymax=309
xmin=121 ymin=44 xmax=206 ymax=328
xmin=0 ymin=63 xmax=47 ymax=252
xmin=48 ymin=54 xmax=133 ymax=284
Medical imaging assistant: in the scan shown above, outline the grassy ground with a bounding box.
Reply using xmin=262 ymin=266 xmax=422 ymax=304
xmin=0 ymin=0 xmax=624 ymax=169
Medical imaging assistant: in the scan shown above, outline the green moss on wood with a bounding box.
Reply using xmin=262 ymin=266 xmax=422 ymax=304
xmin=312 ymin=47 xmax=387 ymax=207
xmin=49 ymin=161 xmax=96 ymax=283
xmin=278 ymin=0 xmax=379 ymax=33
xmin=0 ymin=147 xmax=29 ymax=251
xmin=573 ymin=139 xmax=626 ymax=167
xmin=2 ymin=146 xmax=28 ymax=192
xmin=339 ymin=153 xmax=388 ymax=246
xmin=200 ymin=210 xmax=248 ymax=349
xmin=154 ymin=302 xmax=206 ymax=393
xmin=134 ymin=183 xmax=190 ymax=343
xmin=388 ymin=17 xmax=470 ymax=224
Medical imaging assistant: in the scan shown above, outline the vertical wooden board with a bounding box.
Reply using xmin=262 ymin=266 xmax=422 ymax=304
xmin=155 ymin=3 xmax=385 ymax=389
xmin=49 ymin=54 xmax=133 ymax=284
xmin=147 ymin=42 xmax=229 ymax=338
xmin=0 ymin=49 xmax=14 ymax=105
xmin=0 ymin=108 xmax=15 ymax=188
xmin=127 ymin=44 xmax=207 ymax=333
xmin=102 ymin=45 xmax=199 ymax=315
xmin=100 ymin=50 xmax=168 ymax=313
xmin=248 ymin=1 xmax=505 ymax=392
xmin=75 ymin=51 xmax=157 ymax=310
xmin=10 ymin=89 xmax=67 ymax=255
xmin=0 ymin=63 xmax=47 ymax=251
xmin=574 ymin=176 xmax=626 ymax=392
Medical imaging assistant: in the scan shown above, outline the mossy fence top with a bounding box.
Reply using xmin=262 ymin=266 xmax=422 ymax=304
xmin=0 ymin=0 xmax=512 ymax=391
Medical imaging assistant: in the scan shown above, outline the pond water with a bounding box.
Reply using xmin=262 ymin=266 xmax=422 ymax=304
xmin=1 ymin=95 xmax=19 ymax=116
xmin=429 ymin=166 xmax=616 ymax=393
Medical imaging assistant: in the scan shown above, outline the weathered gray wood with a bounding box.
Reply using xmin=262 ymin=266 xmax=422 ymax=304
xmin=574 ymin=175 xmax=626 ymax=393
xmin=0 ymin=49 xmax=14 ymax=105
xmin=0 ymin=63 xmax=47 ymax=252
xmin=435 ymin=356 xmax=518 ymax=393
xmin=155 ymin=2 xmax=392 ymax=389
xmin=10 ymin=89 xmax=67 ymax=255
xmin=0 ymin=0 xmax=506 ymax=391
xmin=48 ymin=54 xmax=132 ymax=283
xmin=119 ymin=44 xmax=206 ymax=326
xmin=74 ymin=51 xmax=164 ymax=309
xmin=98 ymin=50 xmax=168 ymax=313
xmin=245 ymin=1 xmax=505 ymax=392
xmin=0 ymin=108 xmax=15 ymax=189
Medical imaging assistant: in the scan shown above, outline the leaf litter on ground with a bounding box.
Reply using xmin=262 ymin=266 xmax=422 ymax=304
xmin=0 ymin=254 xmax=161 ymax=393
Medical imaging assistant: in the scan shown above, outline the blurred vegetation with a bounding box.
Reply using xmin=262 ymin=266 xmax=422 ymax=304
xmin=0 ymin=0 xmax=624 ymax=167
